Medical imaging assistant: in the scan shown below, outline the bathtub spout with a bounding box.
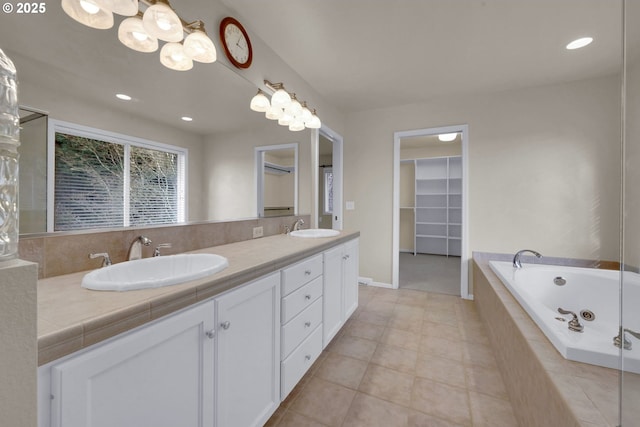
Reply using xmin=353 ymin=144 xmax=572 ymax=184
xmin=512 ymin=249 xmax=542 ymax=268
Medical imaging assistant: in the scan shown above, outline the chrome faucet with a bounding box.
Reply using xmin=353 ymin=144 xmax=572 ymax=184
xmin=614 ymin=327 xmax=640 ymax=350
xmin=89 ymin=252 xmax=112 ymax=267
xmin=512 ymin=249 xmax=542 ymax=268
xmin=293 ymin=218 xmax=305 ymax=231
xmin=128 ymin=235 xmax=152 ymax=261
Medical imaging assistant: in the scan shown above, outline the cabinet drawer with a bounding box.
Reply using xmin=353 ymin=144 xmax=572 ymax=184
xmin=281 ymin=325 xmax=323 ymax=400
xmin=281 ymin=276 xmax=323 ymax=323
xmin=281 ymin=254 xmax=323 ymax=296
xmin=282 ymin=297 xmax=323 ymax=358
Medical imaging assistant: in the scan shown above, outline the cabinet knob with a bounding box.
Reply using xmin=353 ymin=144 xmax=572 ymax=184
xmin=205 ymin=330 xmax=215 ymax=339
xmin=304 ymin=270 xmax=312 ymax=275
xmin=343 ymin=254 xmax=350 ymax=260
xmin=305 ymin=294 xmax=312 ymax=300
xmin=305 ymin=354 xmax=311 ymax=361
xmin=220 ymin=321 xmax=231 ymax=330
xmin=305 ymin=321 xmax=311 ymax=328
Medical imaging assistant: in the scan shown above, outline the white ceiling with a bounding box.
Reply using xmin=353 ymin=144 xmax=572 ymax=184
xmin=0 ymin=0 xmax=623 ymax=135
xmin=225 ymin=0 xmax=622 ymax=112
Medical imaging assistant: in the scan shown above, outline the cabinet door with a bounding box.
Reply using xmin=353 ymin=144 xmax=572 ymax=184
xmin=343 ymin=238 xmax=359 ymax=320
xmin=50 ymin=301 xmax=215 ymax=427
xmin=323 ymin=244 xmax=343 ymax=347
xmin=216 ymin=272 xmax=280 ymax=427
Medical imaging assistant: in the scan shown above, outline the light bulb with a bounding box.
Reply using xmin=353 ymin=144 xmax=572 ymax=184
xmin=80 ymin=0 xmax=100 ymax=14
xmin=184 ymin=29 xmax=216 ymax=63
xmin=278 ymin=111 xmax=293 ymax=126
xmin=118 ymin=15 xmax=158 ymax=52
xmin=250 ymin=90 xmax=270 ymax=112
xmin=284 ymin=96 xmax=302 ymax=117
xmin=305 ymin=112 xmax=321 ymax=129
xmin=289 ymin=117 xmax=305 ymax=132
xmin=160 ymin=43 xmax=193 ymax=71
xmin=62 ymin=0 xmax=114 ymax=29
xmin=265 ymin=105 xmax=283 ymax=120
xmin=271 ymin=88 xmax=291 ymax=109
xmin=142 ymin=0 xmax=183 ymax=42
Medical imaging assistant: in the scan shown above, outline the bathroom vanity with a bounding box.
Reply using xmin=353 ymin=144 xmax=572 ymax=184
xmin=36 ymin=231 xmax=359 ymax=427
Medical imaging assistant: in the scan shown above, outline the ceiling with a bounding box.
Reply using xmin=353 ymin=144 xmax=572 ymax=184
xmin=225 ymin=0 xmax=623 ymax=112
xmin=0 ymin=0 xmax=623 ymax=135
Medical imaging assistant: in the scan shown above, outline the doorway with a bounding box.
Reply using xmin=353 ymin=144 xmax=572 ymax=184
xmin=313 ymin=125 xmax=343 ymax=230
xmin=392 ymin=125 xmax=470 ymax=299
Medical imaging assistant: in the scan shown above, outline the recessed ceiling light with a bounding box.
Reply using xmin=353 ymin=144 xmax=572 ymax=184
xmin=181 ymin=116 xmax=193 ymax=122
xmin=116 ymin=93 xmax=132 ymax=101
xmin=566 ymin=37 xmax=593 ymax=50
xmin=438 ymin=133 xmax=457 ymax=142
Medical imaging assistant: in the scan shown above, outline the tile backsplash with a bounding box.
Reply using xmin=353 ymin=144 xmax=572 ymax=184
xmin=19 ymin=215 xmax=309 ymax=279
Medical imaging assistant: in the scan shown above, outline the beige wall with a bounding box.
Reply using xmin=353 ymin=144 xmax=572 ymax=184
xmin=344 ymin=75 xmax=621 ymax=284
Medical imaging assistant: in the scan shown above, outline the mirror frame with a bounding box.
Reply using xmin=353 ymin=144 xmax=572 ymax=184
xmin=255 ymin=143 xmax=299 ymax=218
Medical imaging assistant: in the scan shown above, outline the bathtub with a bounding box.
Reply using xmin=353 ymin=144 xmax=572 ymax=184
xmin=489 ymin=260 xmax=640 ymax=373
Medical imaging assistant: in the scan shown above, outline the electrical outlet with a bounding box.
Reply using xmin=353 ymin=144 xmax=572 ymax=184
xmin=252 ymin=226 xmax=264 ymax=238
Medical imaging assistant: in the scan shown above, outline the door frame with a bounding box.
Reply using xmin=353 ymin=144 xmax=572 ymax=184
xmin=255 ymin=143 xmax=299 ymax=218
xmin=392 ymin=124 xmax=471 ymax=299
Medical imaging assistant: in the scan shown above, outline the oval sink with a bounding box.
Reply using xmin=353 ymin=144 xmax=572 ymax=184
xmin=290 ymin=229 xmax=340 ymax=238
xmin=82 ymin=253 xmax=229 ymax=292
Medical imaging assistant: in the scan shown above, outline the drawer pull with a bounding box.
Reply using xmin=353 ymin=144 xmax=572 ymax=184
xmin=220 ymin=321 xmax=231 ymax=330
xmin=305 ymin=354 xmax=312 ymax=361
xmin=305 ymin=321 xmax=311 ymax=328
xmin=205 ymin=330 xmax=215 ymax=339
xmin=304 ymin=270 xmax=312 ymax=275
xmin=305 ymin=294 xmax=312 ymax=300
xmin=343 ymin=254 xmax=350 ymax=260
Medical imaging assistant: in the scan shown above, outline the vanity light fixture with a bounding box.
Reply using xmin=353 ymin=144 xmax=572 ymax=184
xmin=438 ymin=133 xmax=457 ymax=142
xmin=118 ymin=12 xmax=158 ymax=53
xmin=62 ymin=0 xmax=216 ymax=71
xmin=252 ymin=79 xmax=322 ymax=131
xmin=566 ymin=37 xmax=593 ymax=50
xmin=116 ymin=93 xmax=132 ymax=100
xmin=61 ymin=0 xmax=115 ymax=29
xmin=250 ymin=89 xmax=270 ymax=112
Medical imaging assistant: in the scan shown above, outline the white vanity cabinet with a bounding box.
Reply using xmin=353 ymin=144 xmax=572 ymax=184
xmin=46 ymin=300 xmax=216 ymax=427
xmin=323 ymin=238 xmax=359 ymax=347
xmin=215 ymin=272 xmax=280 ymax=427
xmin=280 ymin=254 xmax=324 ymax=399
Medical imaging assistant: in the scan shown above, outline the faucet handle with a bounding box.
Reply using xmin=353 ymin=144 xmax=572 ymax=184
xmin=89 ymin=252 xmax=112 ymax=267
xmin=557 ymin=308 xmax=583 ymax=333
xmin=153 ymin=243 xmax=172 ymax=257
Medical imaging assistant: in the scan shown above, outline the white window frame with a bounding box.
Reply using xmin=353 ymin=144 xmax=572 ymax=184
xmin=47 ymin=120 xmax=188 ymax=232
xmin=323 ymin=167 xmax=333 ymax=215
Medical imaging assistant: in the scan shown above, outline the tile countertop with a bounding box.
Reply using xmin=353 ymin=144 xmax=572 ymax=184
xmin=37 ymin=230 xmax=360 ymax=366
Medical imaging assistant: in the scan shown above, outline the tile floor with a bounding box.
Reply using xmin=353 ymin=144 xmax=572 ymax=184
xmin=265 ymin=285 xmax=519 ymax=427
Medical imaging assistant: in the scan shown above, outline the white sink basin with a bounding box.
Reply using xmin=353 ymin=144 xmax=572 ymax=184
xmin=82 ymin=253 xmax=229 ymax=291
xmin=290 ymin=229 xmax=340 ymax=238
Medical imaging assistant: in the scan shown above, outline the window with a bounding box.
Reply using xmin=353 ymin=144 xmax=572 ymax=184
xmin=49 ymin=121 xmax=186 ymax=232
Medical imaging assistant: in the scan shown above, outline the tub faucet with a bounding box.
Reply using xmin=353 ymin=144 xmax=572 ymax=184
xmin=128 ymin=235 xmax=152 ymax=261
xmin=613 ymin=327 xmax=640 ymax=350
xmin=293 ymin=218 xmax=305 ymax=231
xmin=512 ymin=249 xmax=542 ymax=268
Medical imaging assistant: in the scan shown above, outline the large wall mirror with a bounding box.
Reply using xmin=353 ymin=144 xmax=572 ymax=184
xmin=5 ymin=1 xmax=311 ymax=235
xmin=255 ymin=144 xmax=298 ymax=218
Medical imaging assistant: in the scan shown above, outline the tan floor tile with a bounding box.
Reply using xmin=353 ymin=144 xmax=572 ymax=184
xmin=370 ymin=343 xmax=418 ymax=374
xmin=425 ymin=308 xmax=459 ymax=327
xmin=277 ymin=410 xmax=330 ymax=427
xmin=342 ymin=393 xmax=409 ymax=427
xmin=380 ymin=327 xmax=421 ymax=351
xmin=264 ymin=405 xmax=287 ymax=427
xmin=387 ymin=313 xmax=424 ymax=334
xmin=345 ymin=319 xmax=386 ymax=341
xmin=411 ymin=377 xmax=472 ymax=426
xmin=419 ymin=334 xmax=464 ymax=361
xmin=315 ymin=352 xmax=368 ymax=389
xmin=468 ymin=391 xmax=518 ymax=427
xmin=465 ymin=364 xmax=508 ymax=400
xmin=408 ymin=410 xmax=466 ymax=427
xmin=357 ymin=310 xmax=391 ymax=327
xmin=288 ymin=377 xmax=356 ymax=426
xmin=359 ymin=364 xmax=415 ymax=407
xmin=329 ymin=335 xmax=378 ymax=361
xmin=462 ymin=341 xmax=498 ymax=368
xmin=415 ymin=352 xmax=467 ymax=389
xmin=366 ymin=300 xmax=397 ymax=315
xmin=422 ymin=320 xmax=462 ymax=341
